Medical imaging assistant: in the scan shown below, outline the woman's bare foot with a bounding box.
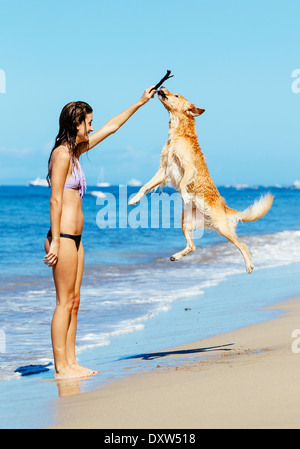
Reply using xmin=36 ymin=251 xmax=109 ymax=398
xmin=70 ymin=362 xmax=100 ymax=377
xmin=55 ymin=365 xmax=87 ymax=380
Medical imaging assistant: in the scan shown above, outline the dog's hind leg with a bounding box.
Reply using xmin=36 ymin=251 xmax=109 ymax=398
xmin=211 ymin=209 xmax=254 ymax=274
xmin=170 ymin=226 xmax=196 ymax=261
xmin=128 ymin=167 xmax=165 ymax=205
xmin=170 ymin=203 xmax=197 ymax=261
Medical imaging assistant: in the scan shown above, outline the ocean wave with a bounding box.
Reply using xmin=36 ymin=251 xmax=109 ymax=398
xmin=0 ymin=229 xmax=299 ymax=380
xmin=185 ymin=230 xmax=300 ymax=269
xmin=73 ymin=229 xmax=300 ymax=354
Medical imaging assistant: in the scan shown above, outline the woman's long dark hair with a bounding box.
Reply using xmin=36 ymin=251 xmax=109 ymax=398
xmin=46 ymin=101 xmax=93 ymax=186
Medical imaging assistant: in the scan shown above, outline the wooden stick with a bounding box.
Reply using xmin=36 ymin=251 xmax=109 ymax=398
xmin=150 ymin=70 xmax=174 ymax=92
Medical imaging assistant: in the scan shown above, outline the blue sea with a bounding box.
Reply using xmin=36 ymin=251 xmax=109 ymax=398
xmin=0 ymin=183 xmax=300 ymax=428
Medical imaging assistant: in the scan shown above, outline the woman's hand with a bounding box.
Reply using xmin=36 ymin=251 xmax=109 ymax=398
xmin=139 ymin=86 xmax=157 ymax=105
xmin=43 ymin=240 xmax=60 ymax=267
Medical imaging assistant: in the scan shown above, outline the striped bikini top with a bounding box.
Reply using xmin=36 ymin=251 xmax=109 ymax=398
xmin=64 ymin=146 xmax=87 ymax=199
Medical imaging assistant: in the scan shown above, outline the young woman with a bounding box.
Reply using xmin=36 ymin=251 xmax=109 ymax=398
xmin=44 ymin=86 xmax=156 ymax=379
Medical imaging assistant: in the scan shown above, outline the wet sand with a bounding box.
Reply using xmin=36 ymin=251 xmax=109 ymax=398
xmin=48 ymin=297 xmax=300 ymax=429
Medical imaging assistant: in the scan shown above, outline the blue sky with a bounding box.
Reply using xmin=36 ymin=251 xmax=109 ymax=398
xmin=0 ymin=0 xmax=299 ymax=186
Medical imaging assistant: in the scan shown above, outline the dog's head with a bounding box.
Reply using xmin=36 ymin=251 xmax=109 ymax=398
xmin=157 ymin=87 xmax=205 ymax=119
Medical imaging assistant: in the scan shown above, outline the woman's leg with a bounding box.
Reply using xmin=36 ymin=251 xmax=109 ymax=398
xmin=65 ymin=242 xmax=95 ymax=375
xmin=65 ymin=241 xmax=83 ymax=367
xmin=50 ymin=238 xmax=85 ymax=379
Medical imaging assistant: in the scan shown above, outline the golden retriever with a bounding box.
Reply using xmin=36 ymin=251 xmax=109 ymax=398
xmin=129 ymin=87 xmax=274 ymax=274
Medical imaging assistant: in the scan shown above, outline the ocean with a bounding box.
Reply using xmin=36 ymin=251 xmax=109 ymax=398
xmin=0 ymin=183 xmax=300 ymax=428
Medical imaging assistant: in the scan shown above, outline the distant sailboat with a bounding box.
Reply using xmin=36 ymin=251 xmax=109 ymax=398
xmin=97 ymin=181 xmax=110 ymax=187
xmin=127 ymin=178 xmax=142 ymax=186
xmin=293 ymin=180 xmax=300 ymax=189
xmin=29 ymin=177 xmax=48 ymax=187
xmin=89 ymin=190 xmax=106 ymax=198
xmin=97 ymin=167 xmax=110 ymax=187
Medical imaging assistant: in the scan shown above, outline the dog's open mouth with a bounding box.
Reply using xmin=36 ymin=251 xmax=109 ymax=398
xmin=158 ymin=89 xmax=168 ymax=99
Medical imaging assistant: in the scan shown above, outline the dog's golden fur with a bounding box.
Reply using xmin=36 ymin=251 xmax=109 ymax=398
xmin=129 ymin=87 xmax=274 ymax=273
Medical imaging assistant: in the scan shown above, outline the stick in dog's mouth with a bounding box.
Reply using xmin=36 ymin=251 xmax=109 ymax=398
xmin=157 ymin=88 xmax=168 ymax=99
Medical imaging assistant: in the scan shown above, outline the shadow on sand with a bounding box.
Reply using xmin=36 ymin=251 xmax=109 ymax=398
xmin=120 ymin=343 xmax=234 ymax=362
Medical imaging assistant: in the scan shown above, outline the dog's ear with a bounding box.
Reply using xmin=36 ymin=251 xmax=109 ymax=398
xmin=186 ymin=106 xmax=205 ymax=118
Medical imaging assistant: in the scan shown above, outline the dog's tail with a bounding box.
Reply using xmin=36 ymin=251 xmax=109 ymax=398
xmin=226 ymin=193 xmax=274 ymax=223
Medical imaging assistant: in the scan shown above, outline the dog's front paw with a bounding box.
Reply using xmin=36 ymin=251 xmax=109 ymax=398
xmin=246 ymin=262 xmax=254 ymax=274
xmin=128 ymin=193 xmax=142 ymax=206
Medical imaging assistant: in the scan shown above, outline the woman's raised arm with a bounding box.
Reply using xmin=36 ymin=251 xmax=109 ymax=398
xmin=87 ymin=86 xmax=156 ymax=151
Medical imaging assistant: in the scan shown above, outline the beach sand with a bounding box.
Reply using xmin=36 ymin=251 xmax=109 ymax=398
xmin=48 ymin=297 xmax=300 ymax=429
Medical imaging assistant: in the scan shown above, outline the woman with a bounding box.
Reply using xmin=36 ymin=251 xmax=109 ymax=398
xmin=44 ymin=86 xmax=156 ymax=379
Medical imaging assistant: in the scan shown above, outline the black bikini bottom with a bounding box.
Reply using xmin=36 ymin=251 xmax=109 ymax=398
xmin=47 ymin=229 xmax=82 ymax=251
